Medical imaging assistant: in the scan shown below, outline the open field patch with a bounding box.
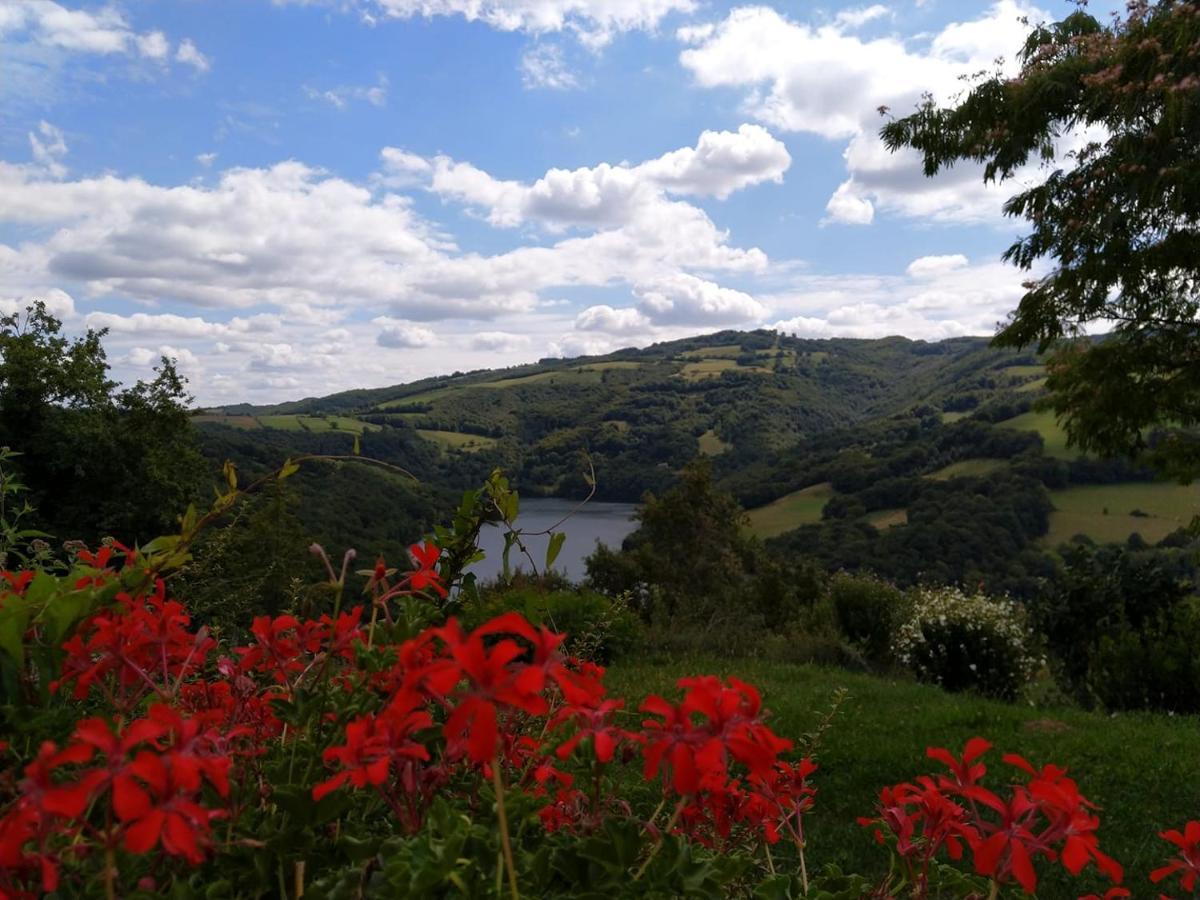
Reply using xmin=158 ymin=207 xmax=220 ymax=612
xmin=999 ymin=408 xmax=1077 ymax=458
xmin=746 ymin=482 xmax=834 ymax=538
xmin=865 ymin=507 xmax=908 ymax=529
xmin=416 ymin=429 xmax=499 ymax=452
xmin=193 ymin=414 xmax=260 ymax=429
xmin=1044 ymin=482 xmax=1200 ymax=546
xmin=697 ymin=429 xmax=729 ymax=455
xmin=927 ymin=458 xmax=1008 ymax=480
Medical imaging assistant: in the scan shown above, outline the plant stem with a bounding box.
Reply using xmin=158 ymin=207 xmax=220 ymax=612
xmin=294 ymin=860 xmax=306 ymax=898
xmin=492 ymin=759 xmax=520 ymax=900
xmin=634 ymin=797 xmax=688 ymax=881
xmin=986 ymin=879 xmax=999 ymax=900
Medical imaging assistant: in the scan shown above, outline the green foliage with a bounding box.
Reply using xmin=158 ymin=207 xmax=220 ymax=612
xmin=826 ymin=574 xmax=907 ymax=667
xmin=892 ymin=587 xmax=1043 ymax=701
xmin=0 ymin=302 xmax=207 ymax=543
xmin=1088 ymin=596 xmax=1200 ymax=713
xmin=882 ymin=1 xmax=1200 ymax=479
xmin=462 ymin=580 xmax=641 ymax=663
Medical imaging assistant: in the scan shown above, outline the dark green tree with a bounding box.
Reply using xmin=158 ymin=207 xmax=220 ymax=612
xmin=0 ymin=302 xmax=207 ymax=542
xmin=882 ymin=1 xmax=1200 ymax=478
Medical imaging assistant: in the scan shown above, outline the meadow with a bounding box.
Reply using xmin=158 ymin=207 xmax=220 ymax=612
xmin=1044 ymin=481 xmax=1200 ymax=546
xmin=745 ymin=481 xmax=834 ymax=538
xmin=608 ymin=655 xmax=1200 ymax=897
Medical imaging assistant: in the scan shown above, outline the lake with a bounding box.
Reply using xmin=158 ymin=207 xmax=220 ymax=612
xmin=468 ymin=498 xmax=639 ymax=583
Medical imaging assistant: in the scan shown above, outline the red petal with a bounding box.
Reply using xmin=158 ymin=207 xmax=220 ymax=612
xmin=123 ymin=810 xmax=166 ymax=854
xmin=113 ymin=773 xmax=152 ymax=821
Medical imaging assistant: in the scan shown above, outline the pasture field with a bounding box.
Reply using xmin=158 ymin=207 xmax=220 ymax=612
xmin=999 ymin=408 xmax=1077 ymax=458
xmin=416 ymin=429 xmax=498 ymax=452
xmin=255 ymin=415 xmax=378 ymax=434
xmin=679 ymin=344 xmax=743 ymax=359
xmin=192 ymin=414 xmax=260 ymax=429
xmin=697 ymin=429 xmax=729 ymax=455
xmin=608 ymin=656 xmax=1200 ymax=896
xmin=745 ymin=482 xmax=834 ymax=538
xmin=1000 ymin=364 xmax=1045 ymax=377
xmin=865 ymin=507 xmax=907 ymax=529
xmin=939 ymin=410 xmax=970 ymax=423
xmin=927 ymin=458 xmax=1008 ymax=480
xmin=1017 ymin=376 xmax=1048 ymax=393
xmin=679 ymin=358 xmax=738 ymax=380
xmin=1044 ymin=481 xmax=1200 ymax=546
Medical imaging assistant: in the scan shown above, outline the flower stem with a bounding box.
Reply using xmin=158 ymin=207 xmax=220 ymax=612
xmin=492 ymin=759 xmax=520 ymax=900
xmin=986 ymin=880 xmax=999 ymax=900
xmin=634 ymin=797 xmax=688 ymax=880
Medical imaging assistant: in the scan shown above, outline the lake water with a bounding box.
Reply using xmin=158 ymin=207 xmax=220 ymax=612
xmin=468 ymin=498 xmax=639 ymax=583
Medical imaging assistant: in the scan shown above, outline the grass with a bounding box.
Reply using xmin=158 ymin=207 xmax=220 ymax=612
xmin=1044 ymin=482 xmax=1200 ymax=546
xmin=416 ymin=429 xmax=498 ymax=452
xmin=679 ymin=359 xmax=738 ymax=380
xmin=607 ymin=656 xmax=1200 ymax=896
xmin=998 ymin=408 xmax=1077 ymax=459
xmin=697 ymin=429 xmax=729 ymax=455
xmin=680 ymin=344 xmax=743 ymax=359
xmin=1017 ymin=376 xmax=1048 ymax=393
xmin=940 ymin=410 xmax=970 ymax=423
xmin=926 ymin=458 xmax=1008 ymax=480
xmin=193 ymin=414 xmax=260 ymax=429
xmin=256 ymin=415 xmax=378 ymax=434
xmin=865 ymin=508 xmax=907 ymax=529
xmin=1000 ymin=364 xmax=1045 ymax=377
xmin=746 ymin=482 xmax=834 ymax=538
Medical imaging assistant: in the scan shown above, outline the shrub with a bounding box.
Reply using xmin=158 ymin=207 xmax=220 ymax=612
xmin=892 ymin=586 xmax=1042 ymax=700
xmin=464 ymin=583 xmax=641 ymax=663
xmin=827 ymin=573 xmax=907 ymax=665
xmin=1089 ymin=597 xmax=1200 ymax=713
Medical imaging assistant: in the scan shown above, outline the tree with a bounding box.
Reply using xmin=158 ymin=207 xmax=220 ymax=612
xmin=0 ymin=302 xmax=207 ymax=542
xmin=882 ymin=1 xmax=1200 ymax=478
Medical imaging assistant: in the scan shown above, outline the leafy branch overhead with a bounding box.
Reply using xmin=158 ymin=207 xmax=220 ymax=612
xmin=882 ymin=1 xmax=1200 ymax=478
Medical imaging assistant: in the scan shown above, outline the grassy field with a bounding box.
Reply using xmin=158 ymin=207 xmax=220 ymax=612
xmin=746 ymin=482 xmax=834 ymax=538
xmin=1000 ymin=364 xmax=1045 ymax=377
xmin=865 ymin=507 xmax=907 ymax=529
xmin=679 ymin=358 xmax=738 ymax=380
xmin=607 ymin=656 xmax=1200 ymax=896
xmin=1044 ymin=482 xmax=1200 ymax=546
xmin=999 ymin=408 xmax=1077 ymax=458
xmin=697 ymin=429 xmax=729 ymax=455
xmin=416 ymin=429 xmax=498 ymax=452
xmin=927 ymin=458 xmax=1008 ymax=480
xmin=680 ymin=344 xmax=743 ymax=359
xmin=255 ymin=415 xmax=378 ymax=434
xmin=940 ymin=410 xmax=970 ymax=423
xmin=193 ymin=414 xmax=260 ymax=429
xmin=1017 ymin=376 xmax=1048 ymax=393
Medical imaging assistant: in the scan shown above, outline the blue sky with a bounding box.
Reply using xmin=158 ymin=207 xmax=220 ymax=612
xmin=0 ymin=0 xmax=1109 ymax=404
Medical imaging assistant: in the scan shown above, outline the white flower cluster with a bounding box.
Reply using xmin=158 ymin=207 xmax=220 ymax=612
xmin=891 ymin=586 xmax=1043 ymax=693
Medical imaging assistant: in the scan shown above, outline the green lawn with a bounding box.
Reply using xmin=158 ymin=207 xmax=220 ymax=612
xmin=865 ymin=507 xmax=907 ymax=529
xmin=697 ymin=429 xmax=729 ymax=455
xmin=746 ymin=482 xmax=833 ymax=538
xmin=257 ymin=415 xmax=378 ymax=434
xmin=927 ymin=458 xmax=1008 ymax=480
xmin=998 ymin=408 xmax=1077 ymax=459
xmin=1044 ymin=482 xmax=1200 ymax=546
xmin=607 ymin=656 xmax=1200 ymax=897
xmin=416 ymin=429 xmax=498 ymax=452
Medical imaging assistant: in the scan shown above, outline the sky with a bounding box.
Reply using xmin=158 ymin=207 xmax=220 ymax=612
xmin=0 ymin=0 xmax=1115 ymax=406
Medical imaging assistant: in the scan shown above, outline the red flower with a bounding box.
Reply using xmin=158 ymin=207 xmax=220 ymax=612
xmin=313 ymin=697 xmax=432 ymax=801
xmin=1150 ymin=821 xmax=1200 ymax=894
xmin=552 ymin=697 xmax=627 ymax=764
xmin=406 ymin=542 xmax=446 ymax=598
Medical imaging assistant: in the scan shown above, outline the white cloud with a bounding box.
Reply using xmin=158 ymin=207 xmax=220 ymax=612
xmin=834 ymin=4 xmax=890 ymax=29
xmin=679 ymin=1 xmax=1048 ymax=225
xmin=28 ymin=120 xmax=67 ymax=179
xmin=375 ymin=318 xmax=437 ymax=348
xmin=771 ymin=256 xmax=1029 ymax=340
xmin=906 ymin=253 xmax=969 ymax=279
xmin=175 ymin=38 xmax=210 ymax=72
xmin=275 ymin=0 xmax=696 ymax=47
xmin=304 ymin=74 xmax=388 ymax=108
xmin=0 ymin=2 xmax=207 ymax=71
xmin=196 ymin=152 xmax=218 ymax=168
xmin=423 ymin=124 xmax=789 ymax=229
xmin=574 ymin=304 xmax=649 ymax=334
xmin=471 ymin=331 xmax=531 ymax=351
xmin=634 ymin=273 xmax=765 ymax=325
xmin=521 ymin=43 xmax=578 ymax=90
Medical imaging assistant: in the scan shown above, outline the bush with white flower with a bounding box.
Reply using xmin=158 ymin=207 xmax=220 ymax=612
xmin=892 ymin=585 xmax=1043 ymax=700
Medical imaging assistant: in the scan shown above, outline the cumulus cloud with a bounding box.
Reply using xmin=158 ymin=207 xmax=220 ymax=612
xmin=274 ymin=0 xmax=696 ymax=47
xmin=520 ymin=43 xmax=578 ymax=89
xmin=175 ymin=38 xmax=210 ymax=72
xmin=28 ymin=121 xmax=67 ymax=178
xmin=471 ymin=331 xmax=531 ymax=352
xmin=634 ymin=273 xmax=765 ymax=325
xmin=414 ymin=124 xmax=789 ymax=230
xmin=574 ymin=304 xmax=649 ymax=334
xmin=0 ymin=1 xmax=208 ymax=71
xmin=771 ymin=255 xmax=1029 ymax=340
xmin=304 ymin=74 xmax=388 ymax=108
xmin=375 ymin=318 xmax=437 ymax=348
xmin=679 ymin=1 xmax=1048 ymax=225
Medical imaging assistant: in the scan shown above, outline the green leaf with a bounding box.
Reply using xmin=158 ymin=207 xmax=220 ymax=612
xmin=222 ymin=460 xmax=238 ymax=492
xmin=0 ymin=592 xmax=31 ymax=667
xmin=352 ymin=433 xmax=361 ymax=456
xmin=278 ymin=458 xmax=300 ymax=480
xmin=545 ymin=532 xmax=566 ymax=570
